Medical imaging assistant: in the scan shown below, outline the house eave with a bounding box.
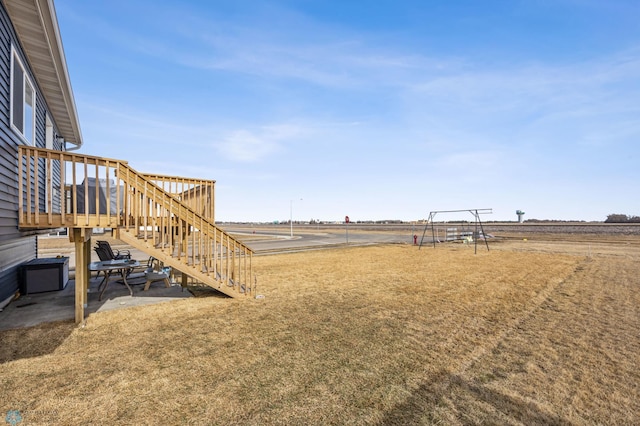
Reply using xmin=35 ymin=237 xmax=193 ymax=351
xmin=4 ymin=0 xmax=82 ymax=147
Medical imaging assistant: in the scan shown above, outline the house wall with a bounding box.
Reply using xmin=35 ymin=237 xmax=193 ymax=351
xmin=0 ymin=1 xmax=64 ymax=303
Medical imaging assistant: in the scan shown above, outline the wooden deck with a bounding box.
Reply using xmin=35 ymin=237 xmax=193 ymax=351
xmin=18 ymin=146 xmax=254 ymax=323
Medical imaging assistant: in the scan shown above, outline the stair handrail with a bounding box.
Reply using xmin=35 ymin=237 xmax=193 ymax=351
xmin=116 ymin=162 xmax=251 ymax=253
xmin=142 ymin=173 xmax=215 ymax=223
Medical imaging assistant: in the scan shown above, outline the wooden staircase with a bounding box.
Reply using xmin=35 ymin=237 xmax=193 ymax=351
xmin=117 ymin=230 xmax=253 ymax=297
xmin=17 ymin=146 xmax=254 ymax=307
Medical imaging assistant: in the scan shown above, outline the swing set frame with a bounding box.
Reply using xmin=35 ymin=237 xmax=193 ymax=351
xmin=419 ymin=208 xmax=492 ymax=254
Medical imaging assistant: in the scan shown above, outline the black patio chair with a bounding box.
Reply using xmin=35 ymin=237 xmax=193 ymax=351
xmin=95 ymin=240 xmax=130 ymax=260
xmin=93 ymin=241 xmax=134 ymax=280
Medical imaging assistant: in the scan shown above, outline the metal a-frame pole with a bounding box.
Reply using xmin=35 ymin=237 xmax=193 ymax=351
xmin=478 ymin=210 xmax=490 ymax=252
xmin=469 ymin=209 xmax=490 ymax=253
xmin=419 ymin=211 xmax=437 ymax=249
xmin=474 ymin=210 xmax=478 ymax=254
xmin=431 ymin=214 xmax=436 ymax=248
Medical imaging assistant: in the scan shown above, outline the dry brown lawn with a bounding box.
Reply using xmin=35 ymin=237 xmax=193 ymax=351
xmin=1 ymin=237 xmax=639 ymax=425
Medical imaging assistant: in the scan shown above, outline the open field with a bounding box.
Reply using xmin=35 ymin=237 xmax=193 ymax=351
xmin=1 ymin=232 xmax=639 ymax=424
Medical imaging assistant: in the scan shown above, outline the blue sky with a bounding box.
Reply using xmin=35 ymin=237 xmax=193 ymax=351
xmin=55 ymin=0 xmax=639 ymax=222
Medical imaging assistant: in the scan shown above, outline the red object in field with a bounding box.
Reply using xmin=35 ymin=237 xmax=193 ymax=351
xmin=345 ymin=216 xmax=350 ymax=223
xmin=413 ymin=234 xmax=418 ymax=245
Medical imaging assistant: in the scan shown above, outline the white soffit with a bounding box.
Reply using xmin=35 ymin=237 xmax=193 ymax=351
xmin=4 ymin=0 xmax=82 ymax=147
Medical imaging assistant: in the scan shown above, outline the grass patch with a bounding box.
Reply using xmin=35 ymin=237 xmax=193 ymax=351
xmin=1 ymin=243 xmax=638 ymax=424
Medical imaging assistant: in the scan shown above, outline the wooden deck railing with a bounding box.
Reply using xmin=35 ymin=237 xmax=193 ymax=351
xmin=18 ymin=146 xmax=125 ymax=228
xmin=143 ymin=173 xmax=215 ymax=223
xmin=18 ymin=146 xmax=253 ymax=297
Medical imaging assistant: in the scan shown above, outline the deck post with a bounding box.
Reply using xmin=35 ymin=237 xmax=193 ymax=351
xmin=182 ymin=273 xmax=188 ymax=290
xmin=84 ymin=234 xmax=92 ymax=308
xmin=71 ymin=228 xmax=92 ymax=324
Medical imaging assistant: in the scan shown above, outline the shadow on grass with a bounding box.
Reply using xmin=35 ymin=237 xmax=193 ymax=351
xmin=0 ymin=319 xmax=76 ymax=364
xmin=0 ymin=284 xmax=225 ymax=364
xmin=186 ymin=284 xmax=233 ymax=299
xmin=380 ymin=370 xmax=572 ymax=425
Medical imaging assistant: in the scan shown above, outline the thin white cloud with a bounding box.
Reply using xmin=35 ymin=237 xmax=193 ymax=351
xmin=67 ymin=2 xmax=447 ymax=91
xmin=215 ymin=124 xmax=307 ymax=162
xmin=413 ymin=47 xmax=640 ymax=107
xmin=408 ymin=48 xmax=640 ymax=150
xmin=217 ymin=130 xmax=277 ymax=163
xmin=439 ymin=151 xmax=503 ymax=169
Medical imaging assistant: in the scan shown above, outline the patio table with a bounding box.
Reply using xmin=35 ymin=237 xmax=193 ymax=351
xmin=89 ymin=259 xmax=140 ymax=301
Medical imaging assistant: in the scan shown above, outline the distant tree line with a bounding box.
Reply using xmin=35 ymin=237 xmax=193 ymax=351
xmin=523 ymin=219 xmax=588 ymax=223
xmin=605 ymin=214 xmax=640 ymax=223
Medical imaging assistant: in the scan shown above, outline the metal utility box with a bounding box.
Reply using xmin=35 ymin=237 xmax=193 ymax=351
xmin=20 ymin=257 xmax=69 ymax=294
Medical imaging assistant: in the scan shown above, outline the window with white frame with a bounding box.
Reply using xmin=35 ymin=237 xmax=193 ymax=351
xmin=11 ymin=47 xmax=36 ymax=144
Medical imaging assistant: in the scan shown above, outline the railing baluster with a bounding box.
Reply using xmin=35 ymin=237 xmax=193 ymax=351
xmin=46 ymin=151 xmax=52 ymax=225
xmin=124 ymin=165 xmax=130 ymax=228
xmin=210 ymin=184 xmax=214 ymax=223
xmin=169 ymin=196 xmax=174 ymax=256
xmin=72 ymin=157 xmax=77 ymax=226
xmin=115 ymin=164 xmax=121 ymax=227
xmin=83 ymin=158 xmax=89 ymax=226
xmin=197 ymin=180 xmax=202 ymax=217
xmin=213 ymin=226 xmax=218 ymax=279
xmin=199 ymin=215 xmax=204 ymax=272
xmin=34 ymin=149 xmax=40 ymax=225
xmin=158 ymin=180 xmax=164 ymax=250
xmin=232 ymin=239 xmax=237 ymax=289
xmin=130 ymin=173 xmax=135 ymax=231
xmin=207 ymin=228 xmax=212 ymax=276
xmin=179 ymin=205 xmax=183 ymax=259
xmin=105 ymin=161 xmax=111 ymax=225
xmin=151 ymin=183 xmax=156 ymax=245
xmin=243 ymin=247 xmax=247 ymax=295
xmin=226 ymin=233 xmax=230 ymax=285
xmin=190 ymin=211 xmax=195 ymax=268
xmin=93 ymin=159 xmax=99 ymax=225
xmin=143 ymin=180 xmax=148 ymax=241
xmin=60 ymin=151 xmax=65 ymax=224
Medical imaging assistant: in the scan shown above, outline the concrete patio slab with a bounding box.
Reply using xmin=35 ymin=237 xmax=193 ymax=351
xmin=0 ymin=272 xmax=192 ymax=331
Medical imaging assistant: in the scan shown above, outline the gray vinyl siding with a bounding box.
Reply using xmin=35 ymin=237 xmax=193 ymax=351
xmin=0 ymin=1 xmax=65 ymax=301
xmin=0 ymin=235 xmax=35 ymax=301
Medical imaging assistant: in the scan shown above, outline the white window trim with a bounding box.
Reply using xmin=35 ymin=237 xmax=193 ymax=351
xmin=45 ymin=113 xmax=54 ymax=149
xmin=10 ymin=45 xmax=37 ymax=145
